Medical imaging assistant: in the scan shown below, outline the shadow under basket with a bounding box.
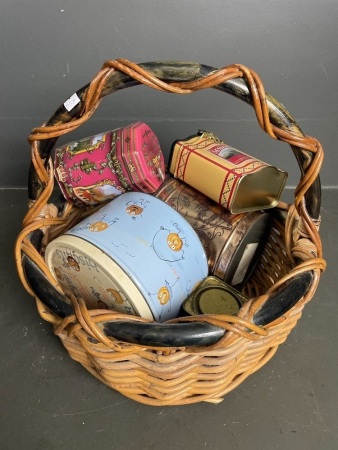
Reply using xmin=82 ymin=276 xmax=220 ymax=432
xmin=15 ymin=59 xmax=326 ymax=406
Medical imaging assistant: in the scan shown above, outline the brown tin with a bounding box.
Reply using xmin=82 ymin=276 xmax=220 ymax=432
xmin=168 ymin=131 xmax=287 ymax=213
xmin=155 ymin=176 xmax=271 ymax=288
xmin=182 ymin=276 xmax=247 ymax=316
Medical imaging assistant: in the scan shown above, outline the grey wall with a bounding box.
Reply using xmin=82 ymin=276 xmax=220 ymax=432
xmin=1 ymin=0 xmax=337 ymax=190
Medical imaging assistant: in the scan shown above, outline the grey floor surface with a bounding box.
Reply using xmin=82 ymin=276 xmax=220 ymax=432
xmin=1 ymin=188 xmax=337 ymax=450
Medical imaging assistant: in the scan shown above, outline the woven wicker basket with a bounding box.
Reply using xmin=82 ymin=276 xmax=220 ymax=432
xmin=15 ymin=59 xmax=326 ymax=406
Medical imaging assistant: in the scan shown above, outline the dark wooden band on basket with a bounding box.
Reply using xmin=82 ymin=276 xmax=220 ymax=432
xmin=21 ymin=244 xmax=314 ymax=347
xmin=15 ymin=59 xmax=326 ymax=348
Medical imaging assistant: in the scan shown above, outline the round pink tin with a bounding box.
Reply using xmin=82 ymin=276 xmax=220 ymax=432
xmin=54 ymin=122 xmax=165 ymax=206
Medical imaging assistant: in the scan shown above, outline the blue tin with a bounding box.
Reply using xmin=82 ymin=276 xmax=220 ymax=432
xmin=45 ymin=192 xmax=208 ymax=322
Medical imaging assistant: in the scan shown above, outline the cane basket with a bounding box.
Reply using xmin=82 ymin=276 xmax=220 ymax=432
xmin=15 ymin=59 xmax=326 ymax=406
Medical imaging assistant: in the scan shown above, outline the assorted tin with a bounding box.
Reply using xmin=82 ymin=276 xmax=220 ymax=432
xmin=155 ymin=176 xmax=271 ymax=288
xmin=168 ymin=130 xmax=287 ymax=213
xmin=48 ymin=126 xmax=287 ymax=321
xmin=54 ymin=122 xmax=165 ymax=206
xmin=181 ymin=276 xmax=247 ymax=316
xmin=45 ymin=192 xmax=208 ymax=322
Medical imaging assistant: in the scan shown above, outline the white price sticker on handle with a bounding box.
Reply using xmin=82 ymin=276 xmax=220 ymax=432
xmin=64 ymin=93 xmax=81 ymax=112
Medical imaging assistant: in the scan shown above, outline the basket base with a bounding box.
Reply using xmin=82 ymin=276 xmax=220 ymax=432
xmin=54 ymin=303 xmax=304 ymax=406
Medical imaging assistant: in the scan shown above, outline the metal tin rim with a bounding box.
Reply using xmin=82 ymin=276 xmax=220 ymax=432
xmin=230 ymin=166 xmax=288 ymax=214
xmin=45 ymin=234 xmax=155 ymax=320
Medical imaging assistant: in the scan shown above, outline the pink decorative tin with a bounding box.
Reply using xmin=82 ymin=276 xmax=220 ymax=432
xmin=54 ymin=122 xmax=165 ymax=206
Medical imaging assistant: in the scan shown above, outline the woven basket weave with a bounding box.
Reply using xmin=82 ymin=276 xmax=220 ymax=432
xmin=15 ymin=59 xmax=326 ymax=406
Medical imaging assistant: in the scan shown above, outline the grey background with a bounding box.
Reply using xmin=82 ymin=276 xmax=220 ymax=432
xmin=1 ymin=0 xmax=337 ymax=190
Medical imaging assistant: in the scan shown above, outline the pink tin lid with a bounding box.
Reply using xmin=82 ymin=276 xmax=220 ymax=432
xmin=118 ymin=122 xmax=165 ymax=193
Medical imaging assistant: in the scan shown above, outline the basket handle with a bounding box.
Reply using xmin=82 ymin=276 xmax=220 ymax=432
xmin=27 ymin=60 xmax=323 ymax=219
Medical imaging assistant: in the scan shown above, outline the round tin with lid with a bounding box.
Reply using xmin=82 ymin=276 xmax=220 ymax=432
xmin=45 ymin=192 xmax=208 ymax=322
xmin=155 ymin=176 xmax=271 ymax=288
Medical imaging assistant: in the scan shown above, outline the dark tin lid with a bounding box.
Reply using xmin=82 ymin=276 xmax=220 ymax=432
xmin=182 ymin=276 xmax=247 ymax=316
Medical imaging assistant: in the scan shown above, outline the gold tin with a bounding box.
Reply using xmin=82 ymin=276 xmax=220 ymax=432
xmin=182 ymin=276 xmax=247 ymax=316
xmin=155 ymin=176 xmax=271 ymax=288
xmin=168 ymin=131 xmax=288 ymax=213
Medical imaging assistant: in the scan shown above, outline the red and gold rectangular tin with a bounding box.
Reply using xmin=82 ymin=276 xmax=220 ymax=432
xmin=54 ymin=122 xmax=165 ymax=206
xmin=168 ymin=131 xmax=287 ymax=213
